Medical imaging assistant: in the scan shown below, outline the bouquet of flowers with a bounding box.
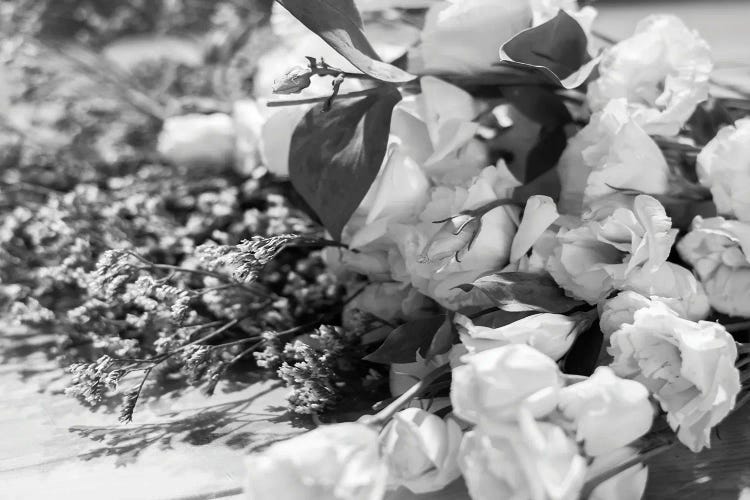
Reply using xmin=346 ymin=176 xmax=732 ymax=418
xmin=241 ymin=1 xmax=750 ymax=499
xmin=2 ymin=0 xmax=750 ymax=498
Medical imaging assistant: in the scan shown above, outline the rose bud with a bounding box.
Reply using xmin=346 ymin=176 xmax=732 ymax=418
xmin=272 ymin=65 xmax=313 ymax=95
xmin=418 ymin=212 xmax=481 ymax=264
xmin=418 ymin=198 xmax=516 ymax=265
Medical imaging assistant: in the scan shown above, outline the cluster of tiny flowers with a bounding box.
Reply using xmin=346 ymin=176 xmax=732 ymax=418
xmin=277 ymin=325 xmax=366 ymax=414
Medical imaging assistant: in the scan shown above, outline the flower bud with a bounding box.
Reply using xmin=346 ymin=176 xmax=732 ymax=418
xmin=272 ymin=65 xmax=313 ymax=94
xmin=418 ymin=213 xmax=481 ymax=264
xmin=418 ymin=198 xmax=515 ymax=265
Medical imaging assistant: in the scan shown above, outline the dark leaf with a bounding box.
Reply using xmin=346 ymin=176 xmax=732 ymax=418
xmin=502 ymin=86 xmax=572 ymax=127
xmin=687 ymin=98 xmax=733 ymax=146
xmin=424 ymin=313 xmax=457 ymax=360
xmin=289 ymin=87 xmax=402 ymax=240
xmin=524 ymin=124 xmax=568 ymax=182
xmin=499 ymin=10 xmax=599 ymax=89
xmin=364 ymin=315 xmax=444 ymax=364
xmin=470 ymin=308 xmax=537 ymax=328
xmin=455 ymin=272 xmax=584 ymax=313
xmin=277 ymin=0 xmax=417 ymax=83
xmin=563 ymin=320 xmax=603 ymax=376
xmin=492 ymin=87 xmax=570 ymax=183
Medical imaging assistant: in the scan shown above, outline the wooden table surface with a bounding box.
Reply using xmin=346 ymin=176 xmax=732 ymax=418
xmin=3 ymin=2 xmax=750 ymax=499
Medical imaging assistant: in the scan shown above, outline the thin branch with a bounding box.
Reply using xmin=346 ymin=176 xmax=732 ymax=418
xmin=360 ymin=363 xmax=451 ymax=427
xmin=266 ymin=88 xmax=381 ymax=108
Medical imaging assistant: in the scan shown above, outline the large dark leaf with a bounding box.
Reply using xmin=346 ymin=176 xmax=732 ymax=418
xmin=277 ymin=0 xmax=417 ymax=83
xmin=424 ymin=313 xmax=457 ymax=360
xmin=471 ymin=308 xmax=537 ymax=328
xmin=524 ymin=124 xmax=568 ymax=182
xmin=502 ymin=86 xmax=572 ymax=127
xmin=563 ymin=320 xmax=603 ymax=376
xmin=289 ymin=87 xmax=402 ymax=240
xmin=364 ymin=315 xmax=445 ymax=364
xmin=687 ymin=98 xmax=733 ymax=147
xmin=501 ymin=86 xmax=571 ymax=183
xmin=455 ymin=272 xmax=584 ymax=313
xmin=499 ymin=10 xmax=599 ymax=89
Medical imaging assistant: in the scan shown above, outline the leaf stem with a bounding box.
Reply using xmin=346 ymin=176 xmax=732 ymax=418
xmin=581 ymin=434 xmax=676 ymax=497
xmin=266 ymin=88 xmax=382 ymax=108
xmin=727 ymin=321 xmax=750 ymax=334
xmin=360 ymin=363 xmax=451 ymax=427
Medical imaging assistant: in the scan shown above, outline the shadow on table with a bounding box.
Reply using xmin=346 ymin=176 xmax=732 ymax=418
xmin=68 ymin=382 xmax=312 ymax=467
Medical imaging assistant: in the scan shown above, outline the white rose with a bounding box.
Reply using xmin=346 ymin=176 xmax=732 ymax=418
xmin=599 ymin=291 xmax=654 ymax=338
xmin=557 ymin=99 xmax=670 ymax=214
xmin=696 ymin=118 xmax=750 ymax=222
xmin=587 ymin=15 xmax=712 ymax=136
xmin=157 ymin=113 xmax=235 ymax=171
xmin=233 ymin=99 xmax=265 ymax=174
xmin=504 ymin=195 xmax=561 ymax=272
xmin=530 ymin=0 xmax=597 ymax=34
xmin=389 ymin=164 xmax=521 ymax=309
xmin=459 ymin=410 xmax=587 ymax=500
xmin=380 ymin=408 xmax=462 ymax=493
xmin=324 ymin=246 xmax=393 ymax=281
xmin=346 ymin=138 xmax=431 ymax=247
xmin=617 ymin=262 xmax=711 ymax=322
xmin=558 ymin=366 xmax=653 ymax=456
xmin=415 ymin=77 xmax=489 ymax=185
xmin=587 ymin=447 xmax=648 ymax=500
xmin=547 ymin=194 xmax=676 ymax=304
xmin=609 ymin=302 xmax=741 ymax=452
xmin=408 ymin=0 xmax=532 ymax=75
xmin=451 ymin=344 xmax=563 ymax=429
xmin=259 ymin=104 xmax=310 ymax=177
xmin=454 ymin=311 xmax=579 ymax=360
xmin=677 ymin=215 xmax=750 ymax=317
xmin=340 ymin=79 xmax=487 ymax=273
xmin=244 ymin=423 xmax=387 ymax=500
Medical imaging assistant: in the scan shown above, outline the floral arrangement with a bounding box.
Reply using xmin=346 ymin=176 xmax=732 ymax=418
xmin=241 ymin=1 xmax=750 ymax=499
xmin=2 ymin=0 xmax=750 ymax=499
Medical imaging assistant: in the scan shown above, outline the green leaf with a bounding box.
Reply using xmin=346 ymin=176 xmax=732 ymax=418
xmin=563 ymin=320 xmax=603 ymax=376
xmin=524 ymin=124 xmax=568 ymax=182
xmin=470 ymin=309 xmax=536 ymax=328
xmin=455 ymin=272 xmax=584 ymax=313
xmin=364 ymin=315 xmax=445 ymax=364
xmin=502 ymin=86 xmax=572 ymax=127
xmin=499 ymin=10 xmax=599 ymax=89
xmin=277 ymin=0 xmax=417 ymax=83
xmin=424 ymin=313 xmax=457 ymax=360
xmin=289 ymin=87 xmax=402 ymax=240
xmin=687 ymin=98 xmax=733 ymax=147
xmin=501 ymin=86 xmax=571 ymax=183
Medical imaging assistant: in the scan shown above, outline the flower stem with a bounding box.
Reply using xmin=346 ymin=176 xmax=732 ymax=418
xmin=581 ymin=434 xmax=676 ymax=497
xmin=360 ymin=363 xmax=451 ymax=427
xmin=267 ymin=88 xmax=382 ymax=108
xmin=727 ymin=321 xmax=750 ymax=334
